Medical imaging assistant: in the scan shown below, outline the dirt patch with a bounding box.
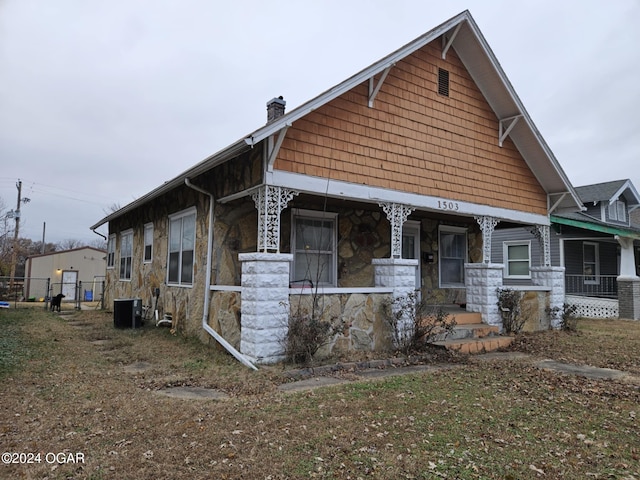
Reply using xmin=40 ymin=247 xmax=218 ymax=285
xmin=154 ymin=386 xmax=230 ymax=400
xmin=123 ymin=361 xmax=154 ymax=374
xmin=2 ymin=310 xmax=640 ymax=480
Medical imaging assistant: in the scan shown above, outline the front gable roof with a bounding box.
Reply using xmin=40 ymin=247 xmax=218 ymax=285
xmin=575 ymin=179 xmax=640 ymax=208
xmin=552 ymin=179 xmax=640 ymax=239
xmin=91 ymin=10 xmax=581 ymax=232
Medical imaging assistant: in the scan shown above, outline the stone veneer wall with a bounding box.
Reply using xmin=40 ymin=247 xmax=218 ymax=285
xmin=618 ymin=278 xmax=640 ymax=320
xmin=106 ymin=186 xmax=209 ymax=340
xmin=212 ymin=201 xmax=480 ymax=306
xmin=531 ymin=266 xmax=565 ymax=328
xmin=290 ymin=292 xmax=393 ymax=358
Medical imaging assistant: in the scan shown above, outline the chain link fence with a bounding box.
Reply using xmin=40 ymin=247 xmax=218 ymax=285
xmin=0 ymin=276 xmax=105 ymax=310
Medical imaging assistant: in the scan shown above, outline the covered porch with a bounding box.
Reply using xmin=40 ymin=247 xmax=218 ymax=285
xmin=214 ymin=183 xmax=562 ymax=364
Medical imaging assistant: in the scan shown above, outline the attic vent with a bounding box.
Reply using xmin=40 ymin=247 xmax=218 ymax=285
xmin=438 ymin=68 xmax=449 ymax=97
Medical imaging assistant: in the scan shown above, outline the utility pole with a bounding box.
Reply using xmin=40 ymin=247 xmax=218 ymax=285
xmin=8 ymin=180 xmax=22 ymax=292
xmin=8 ymin=180 xmax=30 ymax=294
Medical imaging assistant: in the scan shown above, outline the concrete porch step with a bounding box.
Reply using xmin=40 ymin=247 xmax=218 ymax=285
xmin=431 ymin=336 xmax=514 ymax=355
xmin=447 ymin=323 xmax=500 ymax=340
xmin=449 ymin=311 xmax=483 ymax=325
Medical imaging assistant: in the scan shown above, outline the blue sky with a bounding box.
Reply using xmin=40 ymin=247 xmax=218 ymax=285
xmin=1 ymin=0 xmax=638 ymax=243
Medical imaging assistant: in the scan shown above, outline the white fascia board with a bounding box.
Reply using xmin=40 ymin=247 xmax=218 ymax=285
xmin=268 ymin=170 xmax=549 ymax=226
xmin=459 ymin=16 xmax=582 ymax=212
xmin=610 ymin=180 xmax=640 ymax=206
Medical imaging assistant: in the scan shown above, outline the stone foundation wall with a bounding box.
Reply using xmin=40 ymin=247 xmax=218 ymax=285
xmin=520 ymin=290 xmax=551 ymax=331
xmin=290 ymin=292 xmax=393 ymax=358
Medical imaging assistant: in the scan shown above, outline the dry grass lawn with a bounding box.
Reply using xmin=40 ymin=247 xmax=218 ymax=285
xmin=1 ymin=306 xmax=639 ymax=479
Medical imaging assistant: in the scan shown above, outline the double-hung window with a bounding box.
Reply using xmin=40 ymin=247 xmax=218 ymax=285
xmin=143 ymin=223 xmax=153 ymax=263
xmin=439 ymin=226 xmax=467 ymax=287
xmin=119 ymin=230 xmax=133 ymax=281
xmin=503 ymin=241 xmax=531 ymax=278
xmin=583 ymin=242 xmax=599 ymax=284
xmin=168 ymin=208 xmax=196 ymax=286
xmin=608 ymin=200 xmax=627 ymax=223
xmin=292 ymin=209 xmax=337 ymax=287
xmin=107 ymin=234 xmax=115 ymax=269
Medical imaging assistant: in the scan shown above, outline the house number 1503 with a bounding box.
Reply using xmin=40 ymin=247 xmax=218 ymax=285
xmin=438 ymin=200 xmax=459 ymax=211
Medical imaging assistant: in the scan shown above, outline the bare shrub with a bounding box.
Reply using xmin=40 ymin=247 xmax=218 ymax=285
xmin=497 ymin=288 xmax=525 ymax=334
xmin=384 ymin=291 xmax=456 ymax=355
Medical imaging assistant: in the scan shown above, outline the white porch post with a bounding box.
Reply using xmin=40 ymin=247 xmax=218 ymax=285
xmin=527 ymin=224 xmax=551 ymax=266
xmin=376 ymin=202 xmax=418 ymax=346
xmin=240 ymin=185 xmax=299 ymax=364
xmin=474 ymin=216 xmax=499 ymax=263
xmin=378 ymin=202 xmax=415 ymax=258
xmin=616 ymin=235 xmax=640 ymax=320
xmin=251 ymin=185 xmax=298 ymax=253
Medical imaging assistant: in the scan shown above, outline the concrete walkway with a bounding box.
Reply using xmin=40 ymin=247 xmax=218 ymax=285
xmin=277 ymin=352 xmax=640 ymax=393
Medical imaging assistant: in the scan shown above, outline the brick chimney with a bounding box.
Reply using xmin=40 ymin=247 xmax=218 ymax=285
xmin=266 ymin=96 xmax=286 ymax=122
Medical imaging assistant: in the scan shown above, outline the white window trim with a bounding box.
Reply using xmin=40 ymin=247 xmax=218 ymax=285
xmin=107 ymin=234 xmax=116 ymax=269
xmin=607 ymin=199 xmax=628 ymax=224
xmin=291 ymin=208 xmax=338 ymax=287
xmin=503 ymin=240 xmax=531 ymax=279
xmin=119 ymin=229 xmax=133 ymax=281
xmin=167 ymin=207 xmax=196 ymax=287
xmin=583 ymin=241 xmax=600 ymax=285
xmin=438 ymin=225 xmax=467 ymax=288
xmin=143 ymin=223 xmax=154 ymax=264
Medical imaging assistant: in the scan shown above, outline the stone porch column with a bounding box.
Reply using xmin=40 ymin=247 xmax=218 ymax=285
xmin=372 ymin=258 xmax=419 ymax=345
xmin=618 ymin=278 xmax=640 ymax=320
xmin=239 ymin=253 xmax=292 ymax=364
xmin=531 ymin=266 xmax=565 ymax=328
xmin=465 ymin=263 xmax=503 ymax=328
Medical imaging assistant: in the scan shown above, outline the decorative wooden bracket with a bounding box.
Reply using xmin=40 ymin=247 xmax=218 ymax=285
xmin=498 ymin=115 xmax=522 ymax=147
xmin=441 ymin=23 xmax=462 ymax=59
xmin=266 ymin=124 xmax=290 ymax=172
xmin=368 ymin=65 xmax=393 ymax=108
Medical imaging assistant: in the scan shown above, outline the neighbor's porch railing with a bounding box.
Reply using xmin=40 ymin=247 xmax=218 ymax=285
xmin=564 ymin=274 xmax=618 ymax=299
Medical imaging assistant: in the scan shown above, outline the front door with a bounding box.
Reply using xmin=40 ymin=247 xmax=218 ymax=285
xmin=402 ymin=221 xmax=421 ymax=295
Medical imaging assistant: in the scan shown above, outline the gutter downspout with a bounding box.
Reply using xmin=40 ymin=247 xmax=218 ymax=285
xmin=184 ymin=178 xmax=258 ymax=370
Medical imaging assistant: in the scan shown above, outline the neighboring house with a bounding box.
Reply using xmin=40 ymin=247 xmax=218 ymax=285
xmin=493 ymin=179 xmax=640 ymax=319
xmin=91 ymin=11 xmax=583 ymax=365
xmin=24 ymin=246 xmax=107 ymax=302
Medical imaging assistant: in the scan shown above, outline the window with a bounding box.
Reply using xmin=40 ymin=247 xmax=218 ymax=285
xmin=107 ymin=234 xmax=115 ymax=268
xmin=608 ymin=200 xmax=627 ymax=222
xmin=292 ymin=210 xmax=337 ymax=287
xmin=119 ymin=230 xmax=133 ymax=281
xmin=439 ymin=227 xmax=467 ymax=287
xmin=438 ymin=68 xmax=450 ymax=97
xmin=503 ymin=241 xmax=531 ymax=278
xmin=143 ymin=223 xmax=153 ymax=263
xmin=583 ymin=242 xmax=599 ymax=284
xmin=168 ymin=208 xmax=196 ymax=285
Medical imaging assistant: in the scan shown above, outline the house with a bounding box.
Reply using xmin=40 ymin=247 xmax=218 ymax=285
xmin=24 ymin=246 xmax=107 ymax=302
xmin=90 ymin=10 xmax=583 ymax=365
xmin=493 ymin=179 xmax=640 ymax=319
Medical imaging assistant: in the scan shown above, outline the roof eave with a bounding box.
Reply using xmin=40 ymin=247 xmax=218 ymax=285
xmin=551 ymin=214 xmax=640 ymax=240
xmin=90 ymin=138 xmax=251 ymax=231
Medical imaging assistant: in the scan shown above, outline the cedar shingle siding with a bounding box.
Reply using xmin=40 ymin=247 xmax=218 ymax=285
xmin=275 ymin=41 xmax=547 ymax=215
